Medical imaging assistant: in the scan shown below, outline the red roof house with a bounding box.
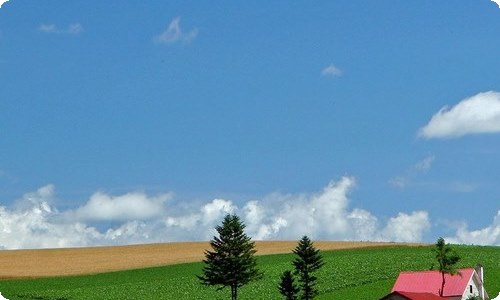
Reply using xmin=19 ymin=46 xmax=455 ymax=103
xmin=380 ymin=266 xmax=488 ymax=300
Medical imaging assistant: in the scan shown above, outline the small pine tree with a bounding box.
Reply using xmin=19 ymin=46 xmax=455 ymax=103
xmin=278 ymin=270 xmax=300 ymax=300
xmin=292 ymin=236 xmax=325 ymax=300
xmin=434 ymin=237 xmax=460 ymax=297
xmin=197 ymin=214 xmax=263 ymax=300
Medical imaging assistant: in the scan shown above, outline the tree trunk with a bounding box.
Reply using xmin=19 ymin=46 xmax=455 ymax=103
xmin=440 ymin=272 xmax=445 ymax=297
xmin=304 ymin=276 xmax=310 ymax=300
xmin=231 ymin=284 xmax=237 ymax=300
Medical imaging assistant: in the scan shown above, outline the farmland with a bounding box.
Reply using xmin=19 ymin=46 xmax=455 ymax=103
xmin=0 ymin=244 xmax=498 ymax=299
xmin=0 ymin=241 xmax=410 ymax=278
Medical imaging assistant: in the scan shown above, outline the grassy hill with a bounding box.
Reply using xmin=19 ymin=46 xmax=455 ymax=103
xmin=0 ymin=245 xmax=498 ymax=299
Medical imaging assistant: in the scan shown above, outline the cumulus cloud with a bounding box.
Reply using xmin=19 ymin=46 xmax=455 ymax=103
xmin=321 ymin=64 xmax=343 ymax=77
xmin=0 ymin=185 xmax=101 ymax=249
xmin=0 ymin=0 xmax=9 ymax=8
xmin=382 ymin=211 xmax=430 ymax=242
xmin=492 ymin=0 xmax=500 ymax=9
xmin=389 ymin=155 xmax=435 ymax=188
xmin=1 ymin=178 xmax=496 ymax=249
xmin=154 ymin=17 xmax=198 ymax=44
xmin=237 ymin=178 xmax=430 ymax=242
xmin=70 ymin=191 xmax=172 ymax=221
xmin=445 ymin=211 xmax=500 ymax=245
xmin=166 ymin=198 xmax=237 ymax=240
xmin=419 ymin=91 xmax=500 ymax=139
xmin=38 ymin=23 xmax=84 ymax=35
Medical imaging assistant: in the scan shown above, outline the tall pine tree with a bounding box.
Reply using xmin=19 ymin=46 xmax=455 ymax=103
xmin=292 ymin=236 xmax=325 ymax=300
xmin=198 ymin=214 xmax=262 ymax=300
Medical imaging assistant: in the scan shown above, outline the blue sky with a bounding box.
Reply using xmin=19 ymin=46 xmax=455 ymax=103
xmin=0 ymin=1 xmax=499 ymax=249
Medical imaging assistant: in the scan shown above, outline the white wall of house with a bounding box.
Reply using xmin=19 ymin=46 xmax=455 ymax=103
xmin=460 ymin=273 xmax=484 ymax=300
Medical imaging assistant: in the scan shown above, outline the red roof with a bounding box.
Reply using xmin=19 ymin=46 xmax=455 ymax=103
xmin=381 ymin=291 xmax=445 ymax=300
xmin=392 ymin=268 xmax=474 ymax=297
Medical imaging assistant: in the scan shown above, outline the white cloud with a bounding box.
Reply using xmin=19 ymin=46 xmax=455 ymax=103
xmin=154 ymin=17 xmax=198 ymax=44
xmin=447 ymin=182 xmax=478 ymax=193
xmin=419 ymin=91 xmax=500 ymax=139
xmin=38 ymin=23 xmax=84 ymax=35
xmin=1 ymin=179 xmax=497 ymax=249
xmin=70 ymin=191 xmax=172 ymax=221
xmin=492 ymin=0 xmax=500 ymax=9
xmin=414 ymin=155 xmax=435 ymax=172
xmin=38 ymin=24 xmax=57 ymax=33
xmin=67 ymin=23 xmax=84 ymax=34
xmin=388 ymin=176 xmax=409 ymax=189
xmin=0 ymin=0 xmax=9 ymax=9
xmin=243 ymin=201 xmax=287 ymax=240
xmin=166 ymin=198 xmax=237 ymax=240
xmin=321 ymin=64 xmax=343 ymax=77
xmin=382 ymin=211 xmax=430 ymax=242
xmin=237 ymin=178 xmax=430 ymax=242
xmin=164 ymin=177 xmax=430 ymax=242
xmin=389 ymin=155 xmax=435 ymax=188
xmin=0 ymin=185 xmax=102 ymax=249
xmin=445 ymin=210 xmax=500 ymax=245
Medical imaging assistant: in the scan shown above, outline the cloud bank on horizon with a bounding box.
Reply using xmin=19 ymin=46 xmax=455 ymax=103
xmin=0 ymin=178 xmax=498 ymax=250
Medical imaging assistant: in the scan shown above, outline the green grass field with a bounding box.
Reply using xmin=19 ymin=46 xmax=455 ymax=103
xmin=0 ymin=245 xmax=498 ymax=300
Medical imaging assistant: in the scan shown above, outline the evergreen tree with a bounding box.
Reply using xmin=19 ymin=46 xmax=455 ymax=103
xmin=292 ymin=236 xmax=325 ymax=300
xmin=278 ymin=270 xmax=300 ymax=300
xmin=198 ymin=214 xmax=262 ymax=300
xmin=434 ymin=237 xmax=460 ymax=297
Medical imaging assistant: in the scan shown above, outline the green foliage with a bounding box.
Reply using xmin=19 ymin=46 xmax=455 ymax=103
xmin=0 ymin=245 xmax=498 ymax=300
xmin=292 ymin=236 xmax=325 ymax=300
xmin=434 ymin=237 xmax=461 ymax=274
xmin=197 ymin=214 xmax=262 ymax=300
xmin=278 ymin=270 xmax=300 ymax=300
xmin=434 ymin=237 xmax=460 ymax=296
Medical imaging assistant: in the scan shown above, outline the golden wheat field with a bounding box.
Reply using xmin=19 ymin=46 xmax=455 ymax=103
xmin=0 ymin=241 xmax=419 ymax=279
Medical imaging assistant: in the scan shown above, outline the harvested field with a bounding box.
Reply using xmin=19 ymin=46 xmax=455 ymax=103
xmin=0 ymin=241 xmax=421 ymax=278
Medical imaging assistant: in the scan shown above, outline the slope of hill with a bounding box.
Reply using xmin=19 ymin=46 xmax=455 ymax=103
xmin=0 ymin=241 xmax=416 ymax=278
xmin=0 ymin=244 xmax=497 ymax=299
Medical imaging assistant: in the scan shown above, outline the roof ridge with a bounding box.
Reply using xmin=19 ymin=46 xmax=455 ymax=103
xmin=399 ymin=267 xmax=473 ymax=274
